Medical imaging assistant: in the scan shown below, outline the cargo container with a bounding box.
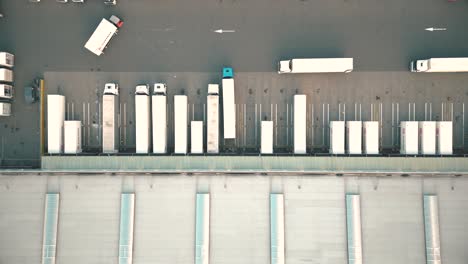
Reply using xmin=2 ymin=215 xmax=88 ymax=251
xmin=207 ymin=84 xmax=219 ymax=153
xmin=330 ymin=121 xmax=345 ymax=154
xmin=0 ymin=102 xmax=11 ymax=117
xmin=0 ymin=68 xmax=13 ymax=83
xmin=64 ymin=120 xmax=82 ymax=154
xmin=191 ymin=121 xmax=203 ymax=154
xmin=0 ymin=52 xmax=14 ymax=68
xmin=135 ymin=85 xmax=150 ymax=154
xmin=0 ymin=84 xmax=13 ymax=99
xmin=152 ymin=83 xmax=167 ymax=154
xmin=400 ymin=121 xmax=418 ymax=155
xmin=261 ymin=121 xmax=273 ymax=154
xmin=174 ymin=95 xmax=187 ymax=154
xmin=363 ymin=121 xmax=379 ymax=154
xmin=436 ymin=121 xmax=452 ymax=155
xmin=102 ymin=86 xmax=119 ymax=153
xmin=84 ymin=15 xmax=123 ymax=56
xmin=47 ymin=95 xmax=65 ymax=154
xmin=419 ymin=121 xmax=436 ymax=155
xmin=346 ymin=121 xmax=362 ymax=154
xmin=294 ymin=95 xmax=306 ymax=154
xmin=222 ymin=67 xmax=236 ymax=139
xmin=278 ymin=58 xmax=353 ymax=74
xmin=410 ymin=57 xmax=468 ymax=72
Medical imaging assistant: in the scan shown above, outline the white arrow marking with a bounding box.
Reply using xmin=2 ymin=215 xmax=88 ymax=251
xmin=425 ymin=27 xmax=447 ymax=32
xmin=214 ymin=29 xmax=236 ymax=34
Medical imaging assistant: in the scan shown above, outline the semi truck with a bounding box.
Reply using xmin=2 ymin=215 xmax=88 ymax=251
xmin=0 ymin=52 xmax=14 ymax=68
xmin=410 ymin=57 xmax=468 ymax=72
xmin=0 ymin=68 xmax=13 ymax=83
xmin=0 ymin=102 xmax=11 ymax=117
xmin=278 ymin=58 xmax=353 ymax=74
xmin=174 ymin=95 xmax=188 ymax=154
xmin=64 ymin=120 xmax=82 ymax=154
xmin=191 ymin=121 xmax=203 ymax=154
xmin=206 ymin=84 xmax=219 ymax=153
xmin=135 ymin=85 xmax=150 ymax=154
xmin=152 ymin=83 xmax=167 ymax=154
xmin=47 ymin=95 xmax=65 ymax=153
xmin=84 ymin=15 xmax=123 ymax=56
xmin=0 ymin=84 xmax=13 ymax=99
xmin=102 ymin=83 xmax=119 ymax=153
xmin=222 ymin=67 xmax=236 ymax=139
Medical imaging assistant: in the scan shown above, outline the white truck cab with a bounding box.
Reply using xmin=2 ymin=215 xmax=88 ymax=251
xmin=104 ymin=83 xmax=119 ymax=95
xmin=135 ymin=84 xmax=149 ymax=95
xmin=153 ymin=83 xmax=167 ymax=95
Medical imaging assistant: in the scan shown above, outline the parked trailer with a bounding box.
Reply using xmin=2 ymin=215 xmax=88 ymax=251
xmin=278 ymin=58 xmax=353 ymax=74
xmin=47 ymin=95 xmax=65 ymax=154
xmin=294 ymin=95 xmax=306 ymax=154
xmin=400 ymin=121 xmax=418 ymax=155
xmin=0 ymin=52 xmax=14 ymax=68
xmin=84 ymin=15 xmax=123 ymax=56
xmin=64 ymin=121 xmax=82 ymax=154
xmin=207 ymin=84 xmax=219 ymax=153
xmin=363 ymin=121 xmax=379 ymax=154
xmin=191 ymin=121 xmax=203 ymax=154
xmin=410 ymin=57 xmax=468 ymax=72
xmin=346 ymin=121 xmax=362 ymax=154
xmin=174 ymin=95 xmax=187 ymax=154
xmin=261 ymin=121 xmax=273 ymax=154
xmin=0 ymin=102 xmax=11 ymax=117
xmin=0 ymin=84 xmax=13 ymax=99
xmin=222 ymin=67 xmax=236 ymax=139
xmin=419 ymin=121 xmax=436 ymax=155
xmin=135 ymin=85 xmax=150 ymax=154
xmin=436 ymin=121 xmax=452 ymax=155
xmin=152 ymin=83 xmax=167 ymax=154
xmin=0 ymin=68 xmax=13 ymax=83
xmin=102 ymin=83 xmax=119 ymax=153
xmin=330 ymin=121 xmax=345 ymax=154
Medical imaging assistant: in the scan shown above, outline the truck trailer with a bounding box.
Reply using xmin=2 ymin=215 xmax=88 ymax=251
xmin=222 ymin=67 xmax=236 ymax=139
xmin=0 ymin=52 xmax=14 ymax=68
xmin=278 ymin=58 xmax=353 ymax=74
xmin=0 ymin=68 xmax=13 ymax=83
xmin=206 ymin=84 xmax=219 ymax=153
xmin=64 ymin=120 xmax=82 ymax=154
xmin=102 ymin=83 xmax=119 ymax=153
xmin=47 ymin=95 xmax=65 ymax=154
xmin=174 ymin=95 xmax=188 ymax=154
xmin=191 ymin=121 xmax=203 ymax=154
xmin=410 ymin=57 xmax=468 ymax=72
xmin=152 ymin=83 xmax=167 ymax=154
xmin=294 ymin=95 xmax=306 ymax=154
xmin=84 ymin=15 xmax=123 ymax=56
xmin=135 ymin=85 xmax=150 ymax=154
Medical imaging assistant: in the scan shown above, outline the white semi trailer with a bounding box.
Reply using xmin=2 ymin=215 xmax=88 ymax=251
xmin=278 ymin=58 xmax=353 ymax=74
xmin=207 ymin=84 xmax=219 ymax=153
xmin=410 ymin=57 xmax=468 ymax=72
xmin=0 ymin=52 xmax=14 ymax=68
xmin=84 ymin=15 xmax=123 ymax=56
xmin=294 ymin=95 xmax=306 ymax=154
xmin=0 ymin=68 xmax=13 ymax=83
xmin=152 ymin=83 xmax=167 ymax=154
xmin=135 ymin=85 xmax=150 ymax=154
xmin=102 ymin=83 xmax=119 ymax=153
xmin=174 ymin=95 xmax=188 ymax=154
xmin=222 ymin=78 xmax=236 ymax=139
xmin=47 ymin=95 xmax=65 ymax=154
xmin=64 ymin=120 xmax=82 ymax=154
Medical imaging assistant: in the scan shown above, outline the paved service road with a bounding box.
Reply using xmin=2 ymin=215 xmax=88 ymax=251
xmin=0 ymin=0 xmax=468 ymax=167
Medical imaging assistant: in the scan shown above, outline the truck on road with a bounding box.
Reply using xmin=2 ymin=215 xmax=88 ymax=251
xmin=278 ymin=58 xmax=353 ymax=74
xmin=102 ymin=83 xmax=119 ymax=153
xmin=222 ymin=67 xmax=236 ymax=139
xmin=135 ymin=85 xmax=150 ymax=154
xmin=84 ymin=15 xmax=123 ymax=56
xmin=152 ymin=83 xmax=167 ymax=154
xmin=207 ymin=84 xmax=219 ymax=153
xmin=410 ymin=57 xmax=468 ymax=72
